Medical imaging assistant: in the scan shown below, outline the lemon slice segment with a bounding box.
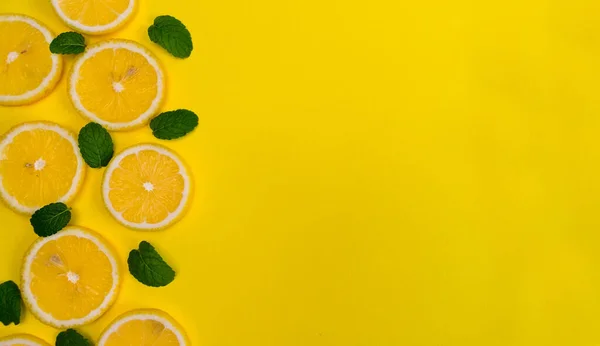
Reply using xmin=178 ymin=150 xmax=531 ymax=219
xmin=0 ymin=122 xmax=85 ymax=214
xmin=50 ymin=0 xmax=136 ymax=35
xmin=0 ymin=14 xmax=62 ymax=105
xmin=102 ymin=144 xmax=191 ymax=230
xmin=21 ymin=227 xmax=120 ymax=328
xmin=98 ymin=309 xmax=188 ymax=346
xmin=69 ymin=40 xmax=165 ymax=131
xmin=0 ymin=334 xmax=50 ymax=346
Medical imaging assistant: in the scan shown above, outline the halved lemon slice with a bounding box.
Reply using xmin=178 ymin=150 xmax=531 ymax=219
xmin=50 ymin=0 xmax=136 ymax=35
xmin=0 ymin=14 xmax=62 ymax=106
xmin=98 ymin=309 xmax=188 ymax=346
xmin=69 ymin=40 xmax=165 ymax=131
xmin=0 ymin=122 xmax=85 ymax=214
xmin=102 ymin=144 xmax=191 ymax=230
xmin=21 ymin=226 xmax=120 ymax=328
xmin=0 ymin=334 xmax=50 ymax=346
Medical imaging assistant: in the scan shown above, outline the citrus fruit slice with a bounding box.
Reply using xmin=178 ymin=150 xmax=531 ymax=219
xmin=0 ymin=122 xmax=85 ymax=214
xmin=69 ymin=40 xmax=165 ymax=131
xmin=102 ymin=144 xmax=191 ymax=230
xmin=98 ymin=309 xmax=188 ymax=346
xmin=21 ymin=226 xmax=120 ymax=328
xmin=0 ymin=14 xmax=62 ymax=106
xmin=0 ymin=334 xmax=50 ymax=346
xmin=50 ymin=0 xmax=136 ymax=35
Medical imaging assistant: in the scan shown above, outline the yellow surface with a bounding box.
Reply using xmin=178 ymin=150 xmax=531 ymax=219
xmin=1 ymin=0 xmax=600 ymax=345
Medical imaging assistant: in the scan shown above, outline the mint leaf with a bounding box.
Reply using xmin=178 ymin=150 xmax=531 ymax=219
xmin=150 ymin=109 xmax=198 ymax=140
xmin=148 ymin=15 xmax=193 ymax=58
xmin=128 ymin=241 xmax=175 ymax=287
xmin=50 ymin=32 xmax=86 ymax=54
xmin=0 ymin=281 xmax=21 ymax=326
xmin=56 ymin=329 xmax=91 ymax=346
xmin=30 ymin=202 xmax=71 ymax=237
xmin=78 ymin=122 xmax=114 ymax=168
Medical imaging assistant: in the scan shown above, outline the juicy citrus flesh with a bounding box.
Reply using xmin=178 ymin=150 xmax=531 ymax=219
xmin=54 ymin=0 xmax=130 ymax=27
xmin=0 ymin=123 xmax=83 ymax=213
xmin=103 ymin=319 xmax=180 ymax=345
xmin=0 ymin=335 xmax=50 ymax=346
xmin=105 ymin=146 xmax=188 ymax=228
xmin=99 ymin=310 xmax=187 ymax=346
xmin=70 ymin=41 xmax=164 ymax=130
xmin=22 ymin=227 xmax=119 ymax=327
xmin=0 ymin=15 xmax=60 ymax=105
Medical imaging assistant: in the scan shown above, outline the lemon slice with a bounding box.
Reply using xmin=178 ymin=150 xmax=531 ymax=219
xmin=50 ymin=0 xmax=136 ymax=35
xmin=0 ymin=14 xmax=62 ymax=106
xmin=21 ymin=226 xmax=120 ymax=328
xmin=69 ymin=40 xmax=165 ymax=131
xmin=0 ymin=335 xmax=50 ymax=346
xmin=98 ymin=309 xmax=188 ymax=346
xmin=0 ymin=122 xmax=85 ymax=214
xmin=102 ymin=144 xmax=191 ymax=230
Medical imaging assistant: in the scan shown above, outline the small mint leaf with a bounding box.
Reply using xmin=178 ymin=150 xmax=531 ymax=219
xmin=128 ymin=241 xmax=175 ymax=287
xmin=78 ymin=122 xmax=114 ymax=168
xmin=50 ymin=32 xmax=86 ymax=55
xmin=0 ymin=281 xmax=21 ymax=326
xmin=30 ymin=202 xmax=71 ymax=237
xmin=56 ymin=329 xmax=91 ymax=346
xmin=150 ymin=109 xmax=198 ymax=140
xmin=148 ymin=15 xmax=193 ymax=58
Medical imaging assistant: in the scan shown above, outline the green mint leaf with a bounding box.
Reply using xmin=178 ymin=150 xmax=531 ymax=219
xmin=128 ymin=241 xmax=175 ymax=287
xmin=0 ymin=281 xmax=21 ymax=326
xmin=150 ymin=109 xmax=198 ymax=140
xmin=49 ymin=32 xmax=86 ymax=55
xmin=56 ymin=329 xmax=91 ymax=346
xmin=78 ymin=122 xmax=114 ymax=168
xmin=148 ymin=15 xmax=193 ymax=58
xmin=30 ymin=202 xmax=71 ymax=237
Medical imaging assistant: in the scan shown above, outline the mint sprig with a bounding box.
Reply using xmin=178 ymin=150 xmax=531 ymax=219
xmin=0 ymin=281 xmax=21 ymax=326
xmin=56 ymin=329 xmax=91 ymax=346
xmin=128 ymin=241 xmax=175 ymax=287
xmin=150 ymin=109 xmax=198 ymax=140
xmin=148 ymin=15 xmax=193 ymax=58
xmin=78 ymin=122 xmax=114 ymax=168
xmin=50 ymin=32 xmax=86 ymax=55
xmin=30 ymin=202 xmax=71 ymax=237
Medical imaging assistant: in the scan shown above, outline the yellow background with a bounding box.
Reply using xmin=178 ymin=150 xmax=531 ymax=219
xmin=1 ymin=0 xmax=600 ymax=345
